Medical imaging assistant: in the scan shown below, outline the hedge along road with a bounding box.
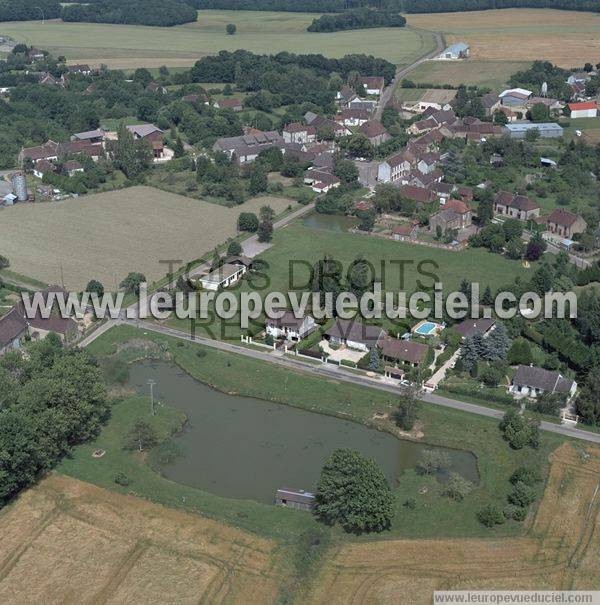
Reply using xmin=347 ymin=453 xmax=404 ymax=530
xmin=80 ymin=317 xmax=600 ymax=445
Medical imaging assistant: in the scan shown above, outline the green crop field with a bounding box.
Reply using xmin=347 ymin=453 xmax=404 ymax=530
xmin=0 ymin=11 xmax=436 ymax=70
xmin=406 ymin=59 xmax=532 ymax=91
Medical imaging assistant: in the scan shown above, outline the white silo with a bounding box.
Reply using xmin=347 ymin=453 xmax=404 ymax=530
xmin=11 ymin=172 xmax=28 ymax=202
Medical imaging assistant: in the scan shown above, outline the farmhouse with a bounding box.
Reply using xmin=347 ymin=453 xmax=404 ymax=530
xmin=378 ymin=336 xmax=429 ymax=368
xmin=510 ymin=365 xmax=577 ymax=399
xmin=429 ymin=199 xmax=472 ymax=234
xmin=398 ymin=184 xmax=435 ymax=205
xmin=336 ymin=85 xmax=357 ymax=107
xmin=71 ymin=129 xmax=105 ymax=144
xmin=568 ymin=101 xmax=598 ymax=118
xmin=407 ymin=117 xmax=438 ymax=135
xmin=67 ymin=64 xmax=92 ymax=75
xmin=199 ymin=263 xmax=247 ymax=291
xmin=215 ymin=98 xmax=243 ymax=111
xmin=213 ymin=130 xmax=285 ymax=163
xmin=415 ymin=89 xmax=457 ymax=112
xmin=453 ymin=318 xmax=496 ymax=340
xmin=544 ymin=209 xmax=587 ymax=239
xmin=482 ymin=93 xmax=501 ymax=117
xmin=146 ymin=81 xmax=168 ymax=95
xmin=358 ymin=120 xmax=390 ymax=146
xmin=359 ymin=76 xmax=385 ymax=96
xmin=0 ymin=307 xmax=28 ymax=355
xmin=282 ymin=123 xmax=317 ymax=145
xmin=504 ymin=122 xmax=563 ymax=139
xmin=33 ymin=159 xmax=56 ymax=179
xmin=493 ymin=191 xmax=540 ymax=221
xmin=126 ymin=124 xmax=163 ymax=141
xmin=324 ymin=318 xmax=385 ymax=352
xmin=63 ymin=160 xmax=84 ymax=177
xmin=265 ymin=311 xmax=316 ymax=342
xmin=406 ymin=169 xmax=442 ymax=189
xmin=335 ymin=108 xmax=371 ymax=127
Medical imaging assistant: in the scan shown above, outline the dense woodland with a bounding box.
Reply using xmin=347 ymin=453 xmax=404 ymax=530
xmin=0 ymin=0 xmax=61 ymax=22
xmin=195 ymin=0 xmax=599 ymax=12
xmin=61 ymin=0 xmax=198 ymax=26
xmin=307 ymin=9 xmax=406 ymax=32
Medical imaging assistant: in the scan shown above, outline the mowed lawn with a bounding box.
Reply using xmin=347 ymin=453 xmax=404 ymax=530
xmin=0 ymin=186 xmax=292 ymax=290
xmin=407 ymin=59 xmax=532 ymax=90
xmin=260 ymin=222 xmax=530 ymax=295
xmin=409 ymin=9 xmax=600 ymax=67
xmin=0 ymin=11 xmax=436 ymax=69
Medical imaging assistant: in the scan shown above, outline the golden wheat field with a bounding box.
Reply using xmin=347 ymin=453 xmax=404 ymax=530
xmin=409 ymin=9 xmax=600 ymax=67
xmin=0 ymin=186 xmax=291 ymax=290
xmin=0 ymin=474 xmax=279 ymax=604
xmin=306 ymin=443 xmax=600 ymax=604
xmin=0 ymin=443 xmax=597 ymax=603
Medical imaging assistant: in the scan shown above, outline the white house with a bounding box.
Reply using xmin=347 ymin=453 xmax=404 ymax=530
xmin=199 ymin=263 xmax=246 ymax=291
xmin=282 ymin=123 xmax=317 ymax=145
xmin=265 ymin=311 xmax=316 ymax=341
xmin=510 ymin=365 xmax=577 ymax=399
xmin=568 ymin=101 xmax=598 ymax=119
xmin=324 ymin=318 xmax=385 ymax=352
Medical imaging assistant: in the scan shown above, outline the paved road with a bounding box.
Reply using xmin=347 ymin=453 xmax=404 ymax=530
xmin=375 ymin=29 xmax=445 ymax=121
xmin=82 ymin=318 xmax=600 ymax=445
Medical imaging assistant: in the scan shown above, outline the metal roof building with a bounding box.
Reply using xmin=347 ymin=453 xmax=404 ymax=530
xmin=440 ymin=42 xmax=469 ymax=59
xmin=504 ymin=122 xmax=563 ymax=139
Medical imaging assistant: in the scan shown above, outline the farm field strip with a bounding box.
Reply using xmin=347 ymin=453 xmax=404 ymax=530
xmin=0 ymin=186 xmax=292 ymax=290
xmin=0 ymin=475 xmax=279 ymax=603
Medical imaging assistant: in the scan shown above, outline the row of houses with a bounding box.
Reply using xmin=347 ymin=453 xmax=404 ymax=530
xmin=493 ymin=191 xmax=587 ymax=239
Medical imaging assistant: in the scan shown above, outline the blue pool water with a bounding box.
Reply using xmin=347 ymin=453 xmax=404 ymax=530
xmin=415 ymin=322 xmax=436 ymax=335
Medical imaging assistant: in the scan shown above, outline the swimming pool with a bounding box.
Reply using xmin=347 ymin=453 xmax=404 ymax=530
xmin=414 ymin=321 xmax=438 ymax=336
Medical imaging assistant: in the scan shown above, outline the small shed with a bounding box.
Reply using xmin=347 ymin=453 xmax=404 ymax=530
xmin=275 ymin=488 xmax=315 ymax=511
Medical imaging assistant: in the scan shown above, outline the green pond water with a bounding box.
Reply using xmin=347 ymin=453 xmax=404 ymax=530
xmin=128 ymin=361 xmax=479 ymax=504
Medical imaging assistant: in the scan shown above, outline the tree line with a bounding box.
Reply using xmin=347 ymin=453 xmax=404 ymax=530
xmin=0 ymin=0 xmax=60 ymax=22
xmin=402 ymin=0 xmax=599 ymax=13
xmin=307 ymin=8 xmax=406 ymax=32
xmin=61 ymin=0 xmax=198 ymax=26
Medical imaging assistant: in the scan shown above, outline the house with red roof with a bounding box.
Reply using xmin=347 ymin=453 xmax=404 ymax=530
xmin=283 ymin=123 xmax=317 ymax=145
xmin=359 ymin=76 xmax=385 ymax=96
xmin=358 ymin=120 xmax=390 ymax=146
xmin=568 ymin=101 xmax=598 ymax=119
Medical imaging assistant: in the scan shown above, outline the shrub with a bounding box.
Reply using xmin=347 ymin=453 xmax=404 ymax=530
xmin=503 ymin=504 xmax=528 ymax=521
xmin=510 ymin=466 xmax=542 ymax=486
xmin=442 ymin=472 xmax=473 ymax=502
xmin=477 ymin=504 xmax=505 ymax=527
xmin=153 ymin=438 xmax=183 ymax=465
xmin=417 ymin=449 xmax=450 ymax=475
xmin=114 ymin=472 xmax=131 ymax=486
xmin=196 ymin=349 xmax=207 ymax=358
xmin=508 ymin=481 xmax=537 ymax=508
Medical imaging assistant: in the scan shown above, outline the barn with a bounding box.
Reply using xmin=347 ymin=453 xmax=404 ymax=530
xmin=568 ymin=101 xmax=598 ymax=119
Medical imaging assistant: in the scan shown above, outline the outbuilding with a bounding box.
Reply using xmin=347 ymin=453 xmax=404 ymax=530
xmin=568 ymin=101 xmax=598 ymax=119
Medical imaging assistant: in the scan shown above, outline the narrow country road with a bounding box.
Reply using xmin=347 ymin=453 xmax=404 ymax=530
xmin=81 ymin=317 xmax=600 ymax=445
xmin=375 ymin=29 xmax=445 ymax=121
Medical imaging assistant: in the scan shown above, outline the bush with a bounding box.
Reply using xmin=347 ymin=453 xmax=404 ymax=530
xmin=508 ymin=481 xmax=537 ymax=507
xmin=442 ymin=472 xmax=473 ymax=502
xmin=417 ymin=449 xmax=450 ymax=475
xmin=153 ymin=438 xmax=183 ymax=465
xmin=477 ymin=504 xmax=505 ymax=527
xmin=510 ymin=466 xmax=541 ymax=486
xmin=503 ymin=504 xmax=528 ymax=521
xmin=403 ymin=498 xmax=416 ymax=509
xmin=196 ymin=349 xmax=207 ymax=358
xmin=114 ymin=472 xmax=131 ymax=486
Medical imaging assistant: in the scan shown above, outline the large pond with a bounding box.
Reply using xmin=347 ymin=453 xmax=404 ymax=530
xmin=302 ymin=213 xmax=358 ymax=232
xmin=128 ymin=361 xmax=479 ymax=504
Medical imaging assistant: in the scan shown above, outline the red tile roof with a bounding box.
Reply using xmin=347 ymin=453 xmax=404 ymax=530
xmin=568 ymin=101 xmax=597 ymax=111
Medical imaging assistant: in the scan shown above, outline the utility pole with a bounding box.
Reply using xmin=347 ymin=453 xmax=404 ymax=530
xmin=148 ymin=379 xmax=156 ymax=416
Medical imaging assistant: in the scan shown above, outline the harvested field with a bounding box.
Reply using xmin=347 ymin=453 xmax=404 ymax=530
xmin=0 ymin=474 xmax=279 ymax=604
xmin=0 ymin=186 xmax=291 ymax=290
xmin=307 ymin=443 xmax=600 ymax=604
xmin=409 ymin=9 xmax=600 ymax=67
